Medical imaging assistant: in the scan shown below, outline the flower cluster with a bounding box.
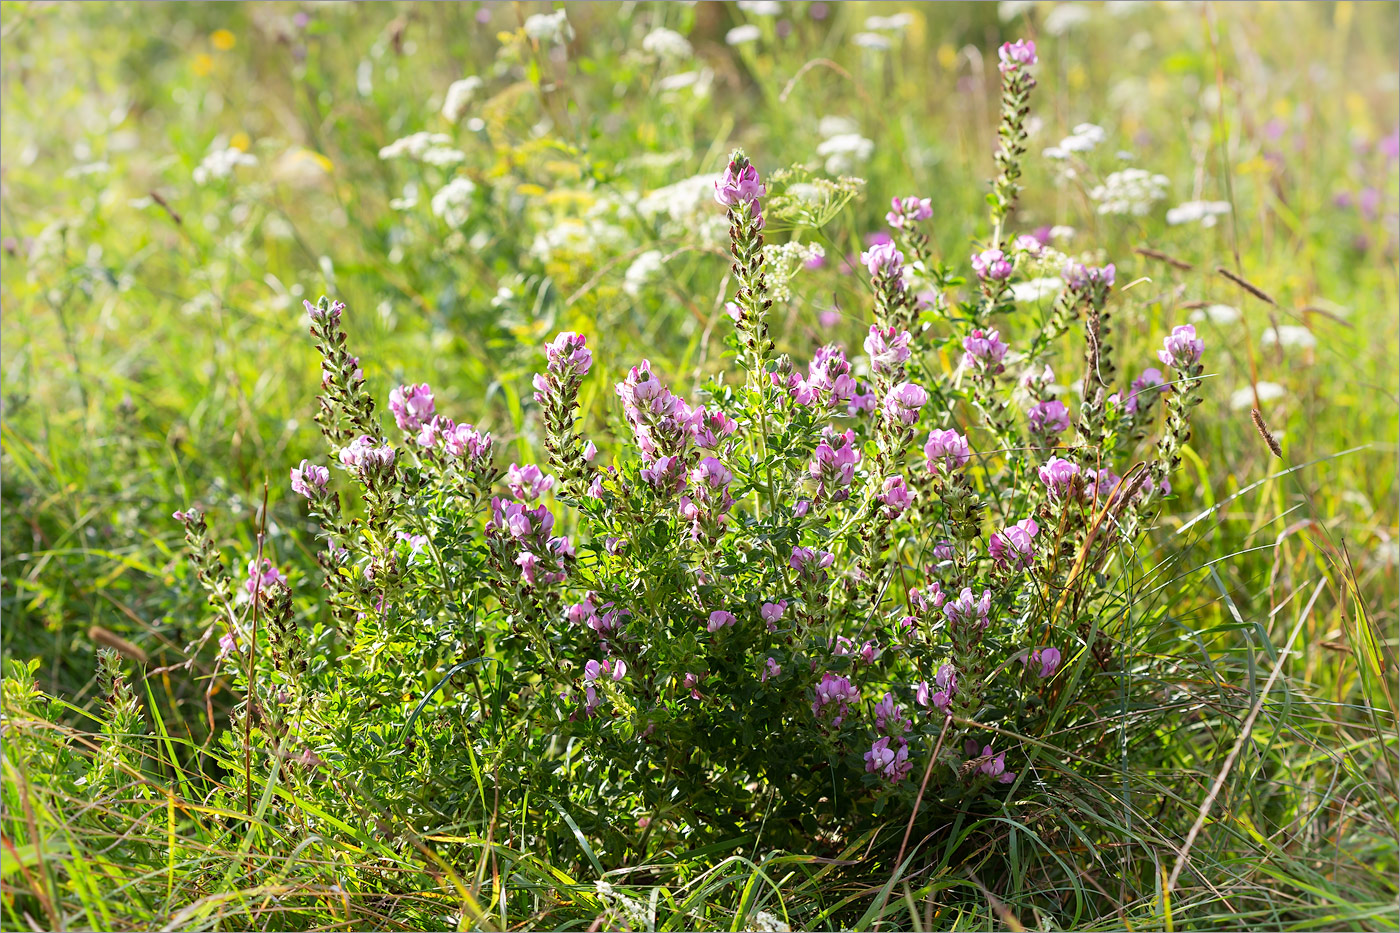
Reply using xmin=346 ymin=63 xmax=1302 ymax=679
xmin=171 ymin=38 xmax=1213 ymax=858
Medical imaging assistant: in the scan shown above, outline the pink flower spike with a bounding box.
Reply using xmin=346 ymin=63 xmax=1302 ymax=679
xmin=997 ymin=38 xmax=1037 ymax=73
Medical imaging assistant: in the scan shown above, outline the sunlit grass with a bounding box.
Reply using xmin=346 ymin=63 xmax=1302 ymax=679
xmin=1 ymin=1 xmax=1396 ymax=929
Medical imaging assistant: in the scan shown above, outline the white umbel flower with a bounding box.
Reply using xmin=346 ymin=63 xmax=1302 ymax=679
xmin=1089 ymin=168 xmax=1169 ymax=216
xmin=442 ymin=77 xmax=483 ymax=123
xmin=430 ymin=177 xmax=476 ymax=228
xmin=642 ymin=27 xmax=692 ymax=60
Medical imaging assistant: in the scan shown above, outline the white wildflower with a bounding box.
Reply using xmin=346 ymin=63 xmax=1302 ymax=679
xmin=818 ymin=115 xmax=860 ymax=139
xmin=421 ymin=147 xmax=466 ymax=167
xmin=657 ymin=68 xmax=714 ymax=96
xmin=1011 ymin=276 xmax=1064 ymax=303
xmin=1049 ymin=225 xmax=1076 ymax=241
xmin=530 ymin=218 xmax=628 ymax=261
xmin=637 ymin=173 xmax=714 ymax=224
xmin=865 ymin=13 xmax=914 ymax=32
xmin=748 ymin=909 xmax=792 ymax=932
xmin=643 ymin=27 xmax=692 ymax=60
xmin=852 ymin=32 xmax=893 ymax=50
xmin=998 ymin=0 xmax=1036 ymax=21
xmin=1089 ymin=168 xmax=1169 ymax=216
xmin=736 ymin=0 xmax=782 ymax=14
xmin=389 ymin=183 xmax=419 ymax=211
xmin=1044 ymin=3 xmax=1091 ymax=34
xmin=624 ymin=249 xmax=666 ymax=297
xmin=524 ymin=9 xmax=573 ymax=43
xmin=193 ymin=145 xmax=257 ymax=185
xmin=1188 ymin=304 xmax=1242 ymax=326
xmin=1262 ymin=325 xmax=1317 ymax=350
xmin=65 ymin=162 xmax=110 ymax=178
xmin=1060 ymin=123 xmax=1107 ymax=153
xmin=1166 ymin=200 xmax=1231 ymax=227
xmin=816 ymin=133 xmax=875 ymax=175
xmin=763 ymin=241 xmax=825 ymax=302
xmin=430 ymin=177 xmax=476 ymax=228
xmin=379 ymin=132 xmax=452 ymax=161
xmin=1229 ymin=382 xmax=1286 ymax=411
xmin=726 ymin=24 xmax=761 ymax=45
xmin=442 ymin=77 xmax=483 ymax=123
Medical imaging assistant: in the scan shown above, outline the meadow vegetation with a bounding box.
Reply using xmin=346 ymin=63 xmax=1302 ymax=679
xmin=1 ymin=2 xmax=1397 ymax=930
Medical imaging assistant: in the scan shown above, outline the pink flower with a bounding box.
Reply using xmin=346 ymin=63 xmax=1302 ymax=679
xmin=971 ymin=248 xmax=1013 ymax=281
xmin=640 ymin=455 xmax=687 ymax=494
xmin=1064 ymin=261 xmax=1116 ymax=290
xmin=910 ymin=581 xmax=945 ymax=613
xmin=978 ymin=745 xmax=1016 ymax=784
xmin=1038 ymin=456 xmax=1080 ymax=500
xmin=997 ymin=38 xmax=1037 ymax=74
xmin=714 ymin=159 xmax=766 ymax=207
xmin=290 ymin=460 xmax=330 ymax=499
xmin=808 ymin=436 xmax=860 ymax=501
xmin=1029 ymin=647 xmax=1061 ymax=678
xmin=864 ymin=736 xmax=913 ymax=783
xmin=506 ymin=463 xmax=555 ymax=502
xmin=914 ymin=680 xmax=931 ymax=708
xmin=944 ymin=587 xmax=991 ymax=632
xmin=989 ymin=518 xmax=1039 ymax=571
xmin=883 ymin=382 xmax=928 ymax=426
xmin=682 ymin=671 xmax=703 ymax=699
xmin=962 ymin=328 xmax=1009 ymax=372
xmin=303 ymin=297 xmax=345 ymax=326
xmin=566 ymin=595 xmax=597 ymax=628
xmin=388 ymin=383 xmax=436 ymax=432
xmin=1125 ymin=368 xmax=1166 ymax=414
xmin=885 ymin=195 xmax=932 ymax=229
xmin=813 ymin=672 xmax=860 ymax=726
xmin=1085 ymin=468 xmax=1122 ymax=504
xmin=725 ymin=301 xmax=742 ymax=321
xmin=690 ymin=456 xmax=733 ymax=489
xmin=932 ymin=541 xmax=955 ymax=562
xmin=1028 ymin=400 xmax=1070 ymax=437
xmin=860 ymin=240 xmax=904 ymax=278
xmin=929 ymin=662 xmax=957 ymax=713
xmin=874 ymin=692 xmax=912 ymax=736
xmin=1013 ymin=234 xmax=1044 ymax=256
xmin=761 ymin=600 xmax=787 ymax=631
xmin=864 ymin=324 xmax=912 ymax=375
xmin=544 ymin=331 xmax=592 ymax=376
xmin=338 ymin=435 xmax=396 ymax=476
xmin=1158 ymin=324 xmax=1204 ymax=369
xmin=244 ymin=558 xmax=286 ymax=596
xmin=442 ymin=423 xmax=492 ymax=462
xmin=795 ymin=344 xmax=857 ymax=408
xmin=217 ymin=630 xmax=239 ymax=660
xmin=760 ymin=657 xmax=782 ymax=682
xmin=515 ymin=551 xmax=541 ymax=586
xmin=688 ymin=407 xmax=738 ymax=449
xmin=923 ymin=429 xmax=971 ymax=472
xmin=846 ymin=382 xmax=877 ymax=416
xmin=790 ymin=546 xmax=835 ymax=575
xmin=880 ymin=475 xmax=913 ymax=515
xmin=707 ymin=609 xmax=736 ymax=633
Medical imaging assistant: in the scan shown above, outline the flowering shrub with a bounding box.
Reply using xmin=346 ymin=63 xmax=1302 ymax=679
xmin=175 ymin=38 xmax=1205 ymax=852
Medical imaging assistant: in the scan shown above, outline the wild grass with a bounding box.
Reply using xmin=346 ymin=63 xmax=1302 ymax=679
xmin=2 ymin=1 xmax=1397 ymax=930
